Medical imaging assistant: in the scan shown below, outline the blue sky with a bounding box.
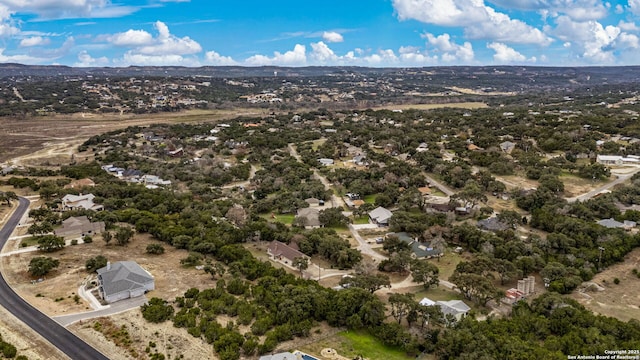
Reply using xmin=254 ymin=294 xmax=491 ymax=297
xmin=1 ymin=0 xmax=639 ymax=67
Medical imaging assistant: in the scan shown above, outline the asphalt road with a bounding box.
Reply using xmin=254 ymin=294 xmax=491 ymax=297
xmin=0 ymin=197 xmax=109 ymax=360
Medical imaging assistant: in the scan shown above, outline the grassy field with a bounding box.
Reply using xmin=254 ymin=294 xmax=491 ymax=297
xmin=301 ymin=330 xmax=414 ymax=360
xmin=19 ymin=236 xmax=40 ymax=247
xmin=352 ymin=216 xmax=371 ymax=224
xmin=372 ymin=102 xmax=487 ymax=111
xmin=259 ymin=213 xmax=295 ymax=225
xmin=363 ymin=194 xmax=378 ymax=204
xmin=560 ymin=172 xmax=608 ymax=197
xmin=431 ymin=251 xmax=465 ymax=280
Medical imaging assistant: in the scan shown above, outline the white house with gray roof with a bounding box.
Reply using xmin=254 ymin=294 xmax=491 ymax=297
xmin=96 ymin=261 xmax=154 ymax=303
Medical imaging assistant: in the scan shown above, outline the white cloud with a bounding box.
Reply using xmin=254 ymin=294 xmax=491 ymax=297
xmin=245 ymin=44 xmax=307 ymax=66
xmin=135 ymin=21 xmax=201 ymax=55
xmin=1 ymin=0 xmax=138 ymax=19
xmin=629 ymin=0 xmax=640 ymax=16
xmin=423 ymin=32 xmax=474 ymax=62
xmin=310 ymin=41 xmax=339 ymax=63
xmin=392 ymin=0 xmax=552 ymax=45
xmin=553 ymin=16 xmax=620 ymax=63
xmin=322 ymin=31 xmax=344 ymax=43
xmin=108 ymin=29 xmax=153 ymax=46
xmin=119 ymin=52 xmax=200 ymax=66
xmin=487 ymin=0 xmax=608 ymax=21
xmin=74 ymin=50 xmax=108 ymax=67
xmin=204 ymin=50 xmax=236 ymax=66
xmin=0 ymin=48 xmax=47 ymax=64
xmin=19 ymin=36 xmax=50 ymax=47
xmin=487 ymin=42 xmax=532 ymax=63
xmin=617 ymin=32 xmax=640 ymax=50
xmin=618 ymin=21 xmax=639 ymax=32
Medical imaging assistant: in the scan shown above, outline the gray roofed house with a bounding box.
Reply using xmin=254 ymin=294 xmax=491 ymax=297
xmin=388 ymin=232 xmax=443 ymax=259
xmin=61 ymin=193 xmax=103 ymax=211
xmin=477 ymin=217 xmax=510 ymax=232
xmin=296 ymin=207 xmax=321 ymax=228
xmin=97 ymin=261 xmax=154 ymax=303
xmin=369 ymin=206 xmax=393 ymax=226
xmin=318 ymin=158 xmax=334 ymax=166
xmin=259 ymin=352 xmax=299 ymax=360
xmin=500 ymin=141 xmax=516 ymax=153
xmin=267 ymin=241 xmax=308 ymax=264
xmin=436 ymin=300 xmax=471 ymax=321
xmin=597 ymin=218 xmax=624 ymax=229
xmin=54 ymin=216 xmax=105 ymax=239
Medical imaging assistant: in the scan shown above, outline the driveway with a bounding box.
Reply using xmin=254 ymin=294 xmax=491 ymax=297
xmin=0 ymin=197 xmax=109 ymax=360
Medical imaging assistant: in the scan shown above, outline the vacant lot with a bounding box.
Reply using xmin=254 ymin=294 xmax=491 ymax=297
xmin=570 ymin=247 xmax=640 ymax=322
xmin=0 ymin=109 xmax=267 ymax=165
xmin=300 ymin=330 xmax=416 ymax=360
xmin=373 ymin=102 xmax=487 ymax=111
xmin=0 ymin=232 xmax=221 ymax=359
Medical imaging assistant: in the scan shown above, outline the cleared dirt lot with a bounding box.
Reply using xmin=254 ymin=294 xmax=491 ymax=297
xmin=1 ymin=232 xmax=221 ymax=359
xmin=0 ymin=109 xmax=267 ymax=165
xmin=570 ymin=247 xmax=640 ymax=322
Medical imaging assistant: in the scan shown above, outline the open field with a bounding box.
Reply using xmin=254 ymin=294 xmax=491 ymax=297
xmin=570 ymin=247 xmax=640 ymax=322
xmin=373 ymin=102 xmax=487 ymax=111
xmin=0 ymin=109 xmax=270 ymax=165
xmin=300 ymin=330 xmax=415 ymax=360
xmin=560 ymin=173 xmax=610 ymax=198
xmin=1 ymin=232 xmax=220 ymax=359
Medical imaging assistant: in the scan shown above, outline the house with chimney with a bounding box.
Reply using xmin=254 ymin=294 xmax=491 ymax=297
xmin=61 ymin=194 xmax=103 ymax=211
xmin=267 ymin=241 xmax=308 ymax=265
xmin=96 ymin=261 xmax=154 ymax=303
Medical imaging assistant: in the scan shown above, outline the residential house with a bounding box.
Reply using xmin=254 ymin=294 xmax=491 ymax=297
xmin=166 ymin=147 xmax=184 ymax=157
xmin=61 ymin=194 xmax=103 ymax=211
xmin=417 ymin=187 xmax=431 ymax=197
xmin=259 ymin=352 xmax=302 ymax=360
xmin=436 ymin=300 xmax=471 ymax=321
xmin=267 ymin=241 xmax=308 ymax=265
xmin=500 ymin=141 xmax=516 ymax=154
xmin=304 ymin=198 xmax=321 ymax=207
xmin=353 ymin=155 xmax=368 ymax=166
xmin=296 ymin=208 xmax=321 ymax=228
xmin=54 ymin=216 xmax=105 ymax=239
xmin=415 ymin=142 xmax=429 ymax=153
xmin=467 ymin=143 xmax=483 ymax=151
xmin=596 ymin=155 xmax=640 ymax=166
xmin=387 ymin=232 xmax=443 ymax=259
xmin=477 ymin=217 xmax=510 ymax=232
xmin=64 ymin=178 xmax=95 ymax=189
xmin=318 ymin=158 xmax=334 ymax=166
xmin=141 ymin=175 xmax=172 ymax=186
xmin=597 ymin=218 xmax=624 ymax=229
xmin=369 ymin=206 xmax=393 ymax=226
xmin=96 ymin=261 xmax=155 ymax=303
xmin=418 ymin=298 xmax=470 ymax=321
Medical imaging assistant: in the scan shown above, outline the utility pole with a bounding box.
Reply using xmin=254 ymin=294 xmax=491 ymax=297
xmin=598 ymin=247 xmax=605 ymax=270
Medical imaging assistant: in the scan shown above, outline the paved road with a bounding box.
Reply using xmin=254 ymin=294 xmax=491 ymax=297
xmin=423 ymin=173 xmax=455 ymax=196
xmin=0 ymin=197 xmax=109 ymax=360
xmin=566 ymin=168 xmax=640 ymax=203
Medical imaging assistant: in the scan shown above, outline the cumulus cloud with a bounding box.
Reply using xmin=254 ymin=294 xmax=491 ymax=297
xmin=423 ymin=32 xmax=474 ymax=62
xmin=310 ymin=41 xmax=339 ymax=63
xmin=109 ymin=21 xmax=203 ymax=65
xmin=487 ymin=0 xmax=608 ymax=21
xmin=487 ymin=42 xmax=532 ymax=63
xmin=0 ymin=48 xmax=47 ymax=64
xmin=204 ymin=50 xmax=237 ymax=65
xmin=392 ymin=0 xmax=552 ymax=45
xmin=553 ymin=16 xmax=620 ymax=63
xmin=2 ymin=0 xmax=138 ymax=19
xmin=108 ymin=29 xmax=153 ymax=46
xmin=74 ymin=50 xmax=108 ymax=67
xmin=629 ymin=0 xmax=640 ymax=16
xmin=19 ymin=36 xmax=50 ymax=47
xmin=245 ymin=44 xmax=307 ymax=66
xmin=322 ymin=31 xmax=344 ymax=43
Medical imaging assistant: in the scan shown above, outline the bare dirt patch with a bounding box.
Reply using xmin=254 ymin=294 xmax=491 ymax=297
xmin=372 ymin=102 xmax=487 ymax=111
xmin=0 ymin=109 xmax=269 ymax=165
xmin=570 ymin=247 xmax=640 ymax=322
xmin=0 ymin=232 xmax=224 ymax=358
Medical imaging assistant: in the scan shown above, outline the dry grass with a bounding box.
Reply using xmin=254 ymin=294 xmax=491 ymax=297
xmin=570 ymin=247 xmax=640 ymax=322
xmin=372 ymin=102 xmax=487 ymax=111
xmin=560 ymin=173 xmax=609 ymax=197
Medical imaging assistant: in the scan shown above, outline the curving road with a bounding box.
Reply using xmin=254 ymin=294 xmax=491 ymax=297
xmin=0 ymin=197 xmax=109 ymax=360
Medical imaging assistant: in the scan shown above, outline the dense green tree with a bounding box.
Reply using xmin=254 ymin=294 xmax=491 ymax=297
xmin=28 ymin=256 xmax=60 ymax=277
